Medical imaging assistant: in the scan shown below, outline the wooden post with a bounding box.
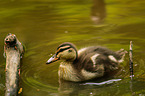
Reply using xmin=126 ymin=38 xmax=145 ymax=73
xmin=4 ymin=33 xmax=24 ymax=96
xmin=129 ymin=41 xmax=134 ymax=80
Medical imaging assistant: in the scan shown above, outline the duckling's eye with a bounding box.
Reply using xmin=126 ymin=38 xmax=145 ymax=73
xmin=68 ymin=50 xmax=72 ymax=52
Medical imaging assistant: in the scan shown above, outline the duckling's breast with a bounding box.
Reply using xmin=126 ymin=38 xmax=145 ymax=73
xmin=58 ymin=62 xmax=82 ymax=82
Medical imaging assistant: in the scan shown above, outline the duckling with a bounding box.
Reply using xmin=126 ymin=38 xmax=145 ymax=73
xmin=46 ymin=42 xmax=127 ymax=82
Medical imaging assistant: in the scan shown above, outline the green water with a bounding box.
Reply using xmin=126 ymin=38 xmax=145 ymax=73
xmin=0 ymin=0 xmax=145 ymax=96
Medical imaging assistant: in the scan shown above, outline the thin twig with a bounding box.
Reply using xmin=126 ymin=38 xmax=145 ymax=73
xmin=129 ymin=41 xmax=134 ymax=80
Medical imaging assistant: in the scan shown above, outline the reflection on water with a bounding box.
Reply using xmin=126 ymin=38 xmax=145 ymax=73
xmin=0 ymin=0 xmax=145 ymax=96
xmin=91 ymin=0 xmax=106 ymax=24
xmin=58 ymin=79 xmax=122 ymax=95
xmin=58 ymin=78 xmax=145 ymax=96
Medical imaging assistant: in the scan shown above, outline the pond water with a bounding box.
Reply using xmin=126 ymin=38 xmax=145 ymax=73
xmin=0 ymin=0 xmax=145 ymax=96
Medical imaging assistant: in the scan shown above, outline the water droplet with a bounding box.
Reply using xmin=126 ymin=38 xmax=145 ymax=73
xmin=90 ymin=92 xmax=93 ymax=95
xmin=135 ymin=64 xmax=138 ymax=66
xmin=65 ymin=31 xmax=68 ymax=33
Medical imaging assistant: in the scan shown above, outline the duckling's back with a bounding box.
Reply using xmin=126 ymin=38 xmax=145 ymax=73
xmin=74 ymin=46 xmax=126 ymax=80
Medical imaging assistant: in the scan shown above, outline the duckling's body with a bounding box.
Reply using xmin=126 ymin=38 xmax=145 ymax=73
xmin=46 ymin=42 xmax=126 ymax=82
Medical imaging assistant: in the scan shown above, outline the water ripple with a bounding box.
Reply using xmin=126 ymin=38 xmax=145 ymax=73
xmin=21 ymin=64 xmax=58 ymax=93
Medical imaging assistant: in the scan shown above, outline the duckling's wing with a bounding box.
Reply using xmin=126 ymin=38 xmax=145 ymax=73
xmin=82 ymin=53 xmax=109 ymax=72
xmin=77 ymin=46 xmax=126 ymax=73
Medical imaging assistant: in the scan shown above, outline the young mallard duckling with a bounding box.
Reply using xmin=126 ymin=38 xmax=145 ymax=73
xmin=46 ymin=42 xmax=127 ymax=82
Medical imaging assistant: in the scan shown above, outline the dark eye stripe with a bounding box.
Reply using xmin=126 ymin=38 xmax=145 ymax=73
xmin=56 ymin=47 xmax=71 ymax=55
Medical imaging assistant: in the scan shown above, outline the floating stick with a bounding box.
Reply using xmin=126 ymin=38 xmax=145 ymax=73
xmin=4 ymin=33 xmax=25 ymax=96
xmin=129 ymin=41 xmax=134 ymax=80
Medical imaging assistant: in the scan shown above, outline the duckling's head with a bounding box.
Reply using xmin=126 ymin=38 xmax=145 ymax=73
xmin=46 ymin=42 xmax=78 ymax=64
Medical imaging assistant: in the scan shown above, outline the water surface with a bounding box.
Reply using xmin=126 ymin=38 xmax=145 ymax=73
xmin=0 ymin=0 xmax=145 ymax=96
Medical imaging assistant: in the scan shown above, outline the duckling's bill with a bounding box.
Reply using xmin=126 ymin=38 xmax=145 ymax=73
xmin=46 ymin=54 xmax=59 ymax=64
